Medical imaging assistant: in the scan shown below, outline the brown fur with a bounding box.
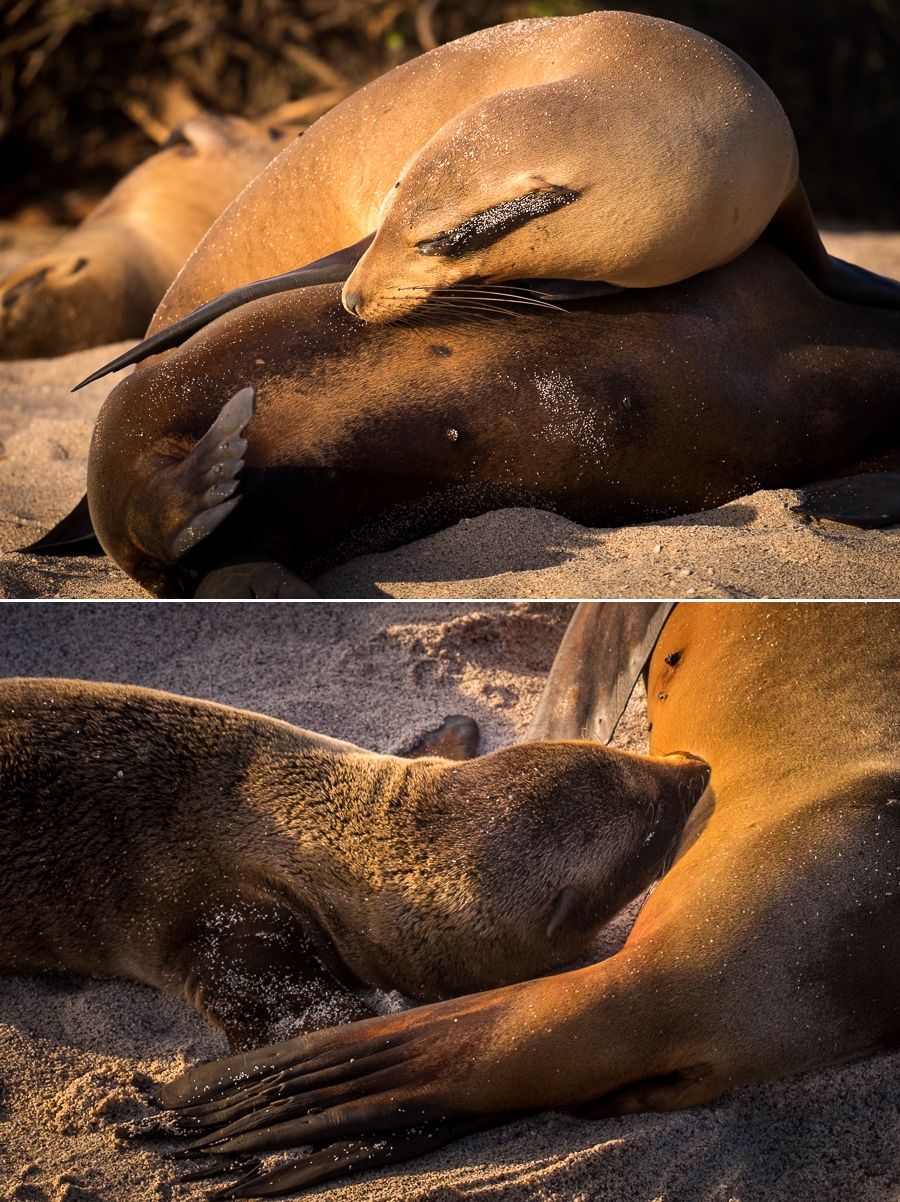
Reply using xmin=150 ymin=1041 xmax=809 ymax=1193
xmin=86 ymin=241 xmax=900 ymax=596
xmin=0 ymin=115 xmax=291 ymax=359
xmin=0 ymin=676 xmax=707 ymax=1051
xmin=154 ymin=602 xmax=900 ymax=1192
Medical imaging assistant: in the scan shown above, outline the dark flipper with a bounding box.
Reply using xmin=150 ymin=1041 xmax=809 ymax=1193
xmin=519 ymin=278 xmax=624 ymax=301
xmin=402 ymin=715 xmax=480 ymax=761
xmin=71 ymin=233 xmax=376 ymax=392
xmin=791 ymin=472 xmax=900 ymax=528
xmin=19 ymin=493 xmax=103 ymax=556
xmin=194 ymin=557 xmax=319 ymax=599
xmin=765 ymin=178 xmax=900 ymax=310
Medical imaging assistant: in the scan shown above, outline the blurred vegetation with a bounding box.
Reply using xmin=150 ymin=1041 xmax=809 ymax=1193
xmin=0 ymin=0 xmax=897 ymax=224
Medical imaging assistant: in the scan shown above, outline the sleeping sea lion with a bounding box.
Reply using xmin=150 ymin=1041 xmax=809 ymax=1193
xmin=0 ymin=114 xmax=292 ymax=360
xmin=155 ymin=600 xmax=900 ymax=1199
xmin=0 ymin=675 xmax=708 ymax=1052
xmin=77 ymin=241 xmax=900 ymax=597
xmin=73 ymin=10 xmax=900 ymax=390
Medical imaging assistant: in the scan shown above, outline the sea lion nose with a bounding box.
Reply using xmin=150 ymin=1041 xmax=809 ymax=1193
xmin=343 ymin=290 xmax=362 ymax=316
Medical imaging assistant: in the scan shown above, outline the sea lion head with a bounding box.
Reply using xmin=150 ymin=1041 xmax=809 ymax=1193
xmin=301 ymin=740 xmax=709 ymax=1002
xmin=342 ymin=84 xmax=598 ymax=324
xmin=0 ymin=114 xmax=292 ymax=360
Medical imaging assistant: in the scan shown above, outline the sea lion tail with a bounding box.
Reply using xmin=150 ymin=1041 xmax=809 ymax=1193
xmin=163 ymin=386 xmax=255 ymax=561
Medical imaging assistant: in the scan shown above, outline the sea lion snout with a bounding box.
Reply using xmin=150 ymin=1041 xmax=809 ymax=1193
xmin=344 ymin=740 xmax=709 ymax=1001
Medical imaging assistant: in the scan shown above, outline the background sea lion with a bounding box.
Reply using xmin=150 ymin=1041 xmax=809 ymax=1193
xmin=0 ymin=675 xmax=707 ymax=1052
xmin=0 ymin=114 xmax=291 ymax=360
xmin=156 ymin=601 xmax=900 ymax=1198
xmin=80 ymin=241 xmax=900 ymax=597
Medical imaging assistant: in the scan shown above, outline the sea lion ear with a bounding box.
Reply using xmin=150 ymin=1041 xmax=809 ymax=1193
xmin=163 ymin=114 xmax=250 ymax=155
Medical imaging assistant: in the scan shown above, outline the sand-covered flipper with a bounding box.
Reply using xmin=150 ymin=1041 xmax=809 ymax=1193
xmin=791 ymin=472 xmax=900 ymax=528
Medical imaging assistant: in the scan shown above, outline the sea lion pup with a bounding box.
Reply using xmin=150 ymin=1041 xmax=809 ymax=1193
xmin=0 ymin=114 xmax=292 ymax=360
xmin=79 ymin=240 xmax=900 ymax=598
xmin=0 ymin=676 xmax=708 ymax=1053
xmin=71 ymin=10 xmax=900 ymax=391
xmin=156 ymin=601 xmax=900 ymax=1199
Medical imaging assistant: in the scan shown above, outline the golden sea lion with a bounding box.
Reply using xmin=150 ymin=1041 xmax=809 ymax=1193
xmin=0 ymin=675 xmax=707 ymax=1053
xmin=74 ymin=10 xmax=900 ymax=391
xmin=0 ymin=114 xmax=292 ymax=360
xmin=154 ymin=601 xmax=900 ymax=1199
xmin=69 ymin=241 xmax=900 ymax=597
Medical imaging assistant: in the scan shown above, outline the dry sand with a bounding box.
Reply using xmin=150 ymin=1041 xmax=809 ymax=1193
xmin=1 ymin=227 xmax=900 ymax=600
xmin=2 ymin=601 xmax=900 ymax=1202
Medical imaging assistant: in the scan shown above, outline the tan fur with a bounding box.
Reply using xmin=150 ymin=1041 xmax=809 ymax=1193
xmin=0 ymin=115 xmax=292 ymax=359
xmin=148 ymin=13 xmax=797 ymax=331
xmin=155 ymin=603 xmax=900 ymax=1183
xmin=0 ymin=676 xmax=707 ymax=1051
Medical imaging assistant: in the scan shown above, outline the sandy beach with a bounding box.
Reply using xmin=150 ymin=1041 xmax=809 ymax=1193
xmin=2 ymin=601 xmax=900 ymax=1202
xmin=2 ymin=226 xmax=899 ymax=600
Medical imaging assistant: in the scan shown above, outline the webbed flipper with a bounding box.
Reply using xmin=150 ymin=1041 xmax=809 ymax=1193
xmin=791 ymin=472 xmax=900 ymax=528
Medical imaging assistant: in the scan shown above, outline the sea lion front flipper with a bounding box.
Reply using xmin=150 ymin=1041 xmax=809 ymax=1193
xmin=71 ymin=232 xmax=376 ymax=391
xmin=527 ymin=601 xmax=675 ymax=743
xmin=182 ymin=1116 xmax=503 ymax=1199
xmin=402 ymin=715 xmax=480 ymax=760
xmin=520 ymin=278 xmax=625 ymax=301
xmin=790 ymin=472 xmax=900 ymax=528
xmin=765 ymin=179 xmax=900 ymax=311
xmin=194 ymin=557 xmax=319 ymax=599
xmin=18 ymin=493 xmax=103 ymax=556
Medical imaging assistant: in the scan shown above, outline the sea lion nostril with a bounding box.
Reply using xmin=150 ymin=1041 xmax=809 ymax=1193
xmin=343 ymin=291 xmax=362 ymax=315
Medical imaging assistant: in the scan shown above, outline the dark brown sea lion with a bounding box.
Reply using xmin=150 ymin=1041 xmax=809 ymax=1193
xmin=0 ymin=114 xmax=292 ymax=360
xmin=154 ymin=600 xmax=900 ymax=1199
xmin=0 ymin=675 xmax=707 ymax=1053
xmin=75 ymin=241 xmax=900 ymax=597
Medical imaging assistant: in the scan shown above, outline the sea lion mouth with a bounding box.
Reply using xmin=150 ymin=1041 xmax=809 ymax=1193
xmin=414 ymin=186 xmax=579 ymax=258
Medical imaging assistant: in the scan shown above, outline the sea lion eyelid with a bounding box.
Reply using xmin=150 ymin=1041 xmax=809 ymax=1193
xmin=415 ymin=186 xmax=579 ymax=258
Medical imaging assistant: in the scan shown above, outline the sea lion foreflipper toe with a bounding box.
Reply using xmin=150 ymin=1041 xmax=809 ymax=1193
xmin=72 ymin=233 xmax=376 ymax=391
xmin=18 ymin=493 xmax=103 ymax=556
xmin=791 ymin=472 xmax=900 ymax=528
xmin=194 ymin=557 xmax=319 ymax=599
xmin=191 ymin=1116 xmax=503 ymax=1199
xmin=158 ymin=386 xmax=255 ymax=562
xmin=403 ymin=715 xmax=481 ymax=761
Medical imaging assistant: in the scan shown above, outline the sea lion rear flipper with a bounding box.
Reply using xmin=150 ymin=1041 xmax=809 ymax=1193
xmin=157 ymin=386 xmax=255 ymax=562
xmin=178 ymin=1116 xmax=503 ymax=1199
xmin=194 ymin=556 xmax=319 ymax=599
xmin=19 ymin=493 xmax=103 ymax=556
xmin=790 ymin=472 xmax=900 ymax=528
xmin=72 ymin=232 xmax=376 ymax=391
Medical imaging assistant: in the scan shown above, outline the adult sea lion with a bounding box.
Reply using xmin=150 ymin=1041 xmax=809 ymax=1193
xmin=154 ymin=600 xmax=900 ymax=1198
xmin=74 ymin=10 xmax=900 ymax=390
xmin=77 ymin=241 xmax=900 ymax=597
xmin=0 ymin=114 xmax=292 ymax=360
xmin=0 ymin=675 xmax=708 ymax=1053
